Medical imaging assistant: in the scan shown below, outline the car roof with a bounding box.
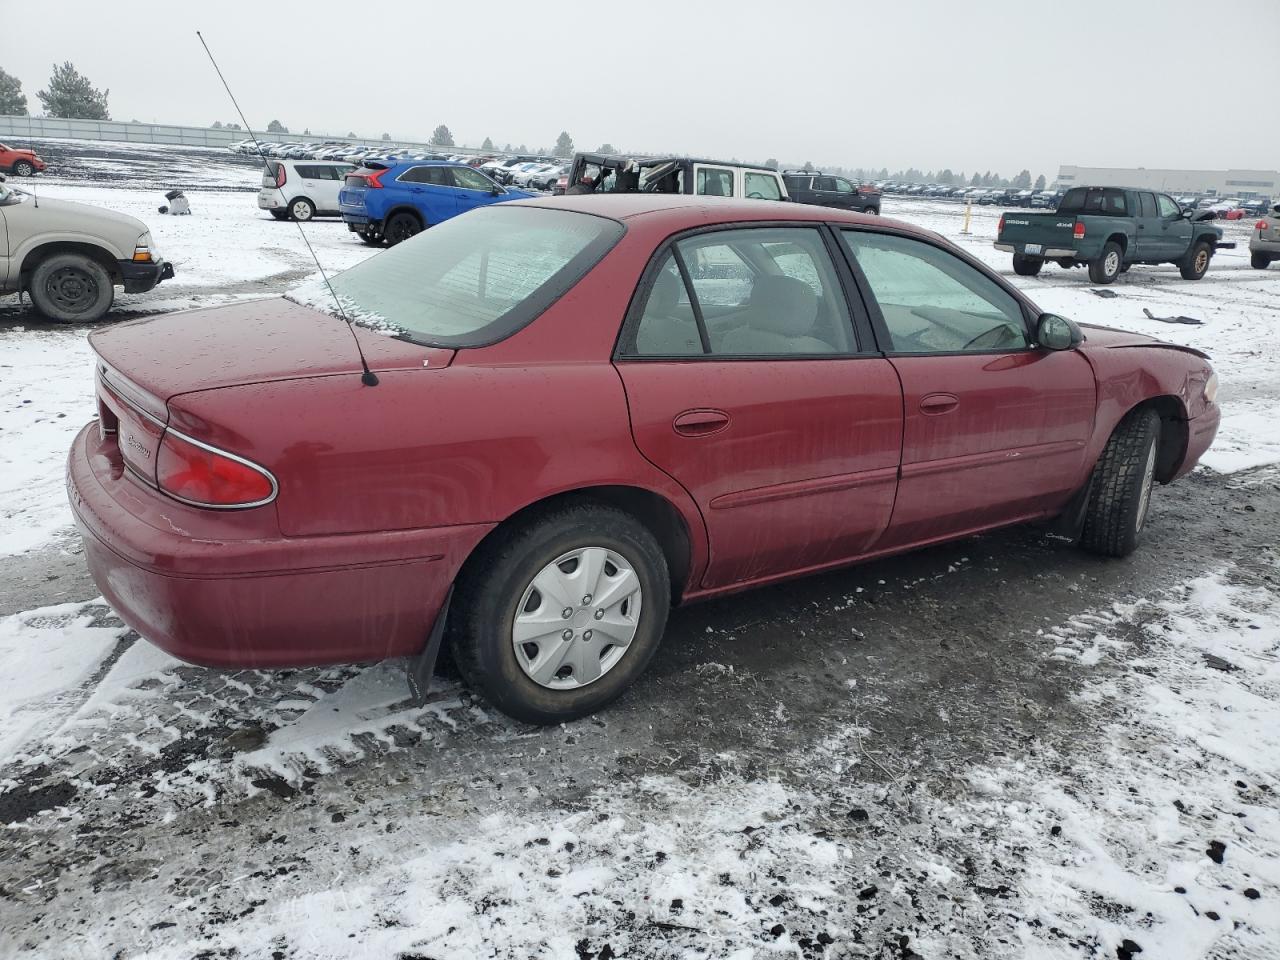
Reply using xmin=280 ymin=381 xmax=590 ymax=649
xmin=509 ymin=193 xmax=929 ymax=235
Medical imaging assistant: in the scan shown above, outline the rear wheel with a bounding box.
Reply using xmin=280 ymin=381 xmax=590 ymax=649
xmin=359 ymin=230 xmax=383 ymax=246
xmin=448 ymin=503 xmax=670 ymax=724
xmin=1012 ymin=254 xmax=1044 ymax=276
xmin=11 ymin=160 xmax=35 ymax=177
xmin=1251 ymin=251 xmax=1271 ymax=270
xmin=1180 ymin=241 xmax=1212 ymax=280
xmin=29 ymin=254 xmax=115 ymax=323
xmin=1080 ymin=408 xmax=1161 ymax=558
xmin=289 ymin=197 xmax=315 ymax=222
xmin=384 ymin=212 xmax=422 ymax=246
xmin=1088 ymin=241 xmax=1123 ymax=284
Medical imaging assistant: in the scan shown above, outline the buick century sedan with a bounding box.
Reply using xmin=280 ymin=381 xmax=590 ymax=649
xmin=68 ymin=195 xmax=1219 ymax=723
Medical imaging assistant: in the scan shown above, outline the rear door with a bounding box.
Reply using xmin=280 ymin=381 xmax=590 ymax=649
xmin=1135 ymin=192 xmax=1161 ymax=259
xmin=839 ymin=228 xmax=1096 ymax=548
xmin=615 ymin=225 xmax=903 ymax=589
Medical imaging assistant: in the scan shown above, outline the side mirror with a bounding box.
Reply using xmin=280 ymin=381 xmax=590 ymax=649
xmin=1037 ymin=313 xmax=1082 ymax=351
xmin=491 ymin=186 xmax=503 ymax=196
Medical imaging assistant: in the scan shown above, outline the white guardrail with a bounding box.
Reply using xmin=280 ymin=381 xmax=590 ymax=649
xmin=0 ymin=114 xmax=478 ymax=154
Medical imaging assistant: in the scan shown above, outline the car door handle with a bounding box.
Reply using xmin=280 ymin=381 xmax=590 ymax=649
xmin=919 ymin=393 xmax=959 ymax=415
xmin=673 ymin=409 xmax=730 ymax=437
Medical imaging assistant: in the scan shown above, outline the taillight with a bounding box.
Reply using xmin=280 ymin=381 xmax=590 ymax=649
xmin=364 ymin=168 xmax=388 ymax=189
xmin=997 ymin=215 xmax=1005 ymax=234
xmin=156 ymin=431 xmax=276 ymax=508
xmin=1258 ymin=220 xmax=1268 ymax=230
xmin=857 ymin=185 xmax=875 ymax=194
xmin=1073 ymin=221 xmax=1085 ymax=239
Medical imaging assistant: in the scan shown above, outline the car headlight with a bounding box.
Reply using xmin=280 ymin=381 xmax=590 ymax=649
xmin=133 ymin=232 xmax=160 ymax=263
xmin=1204 ymin=370 xmax=1218 ymax=404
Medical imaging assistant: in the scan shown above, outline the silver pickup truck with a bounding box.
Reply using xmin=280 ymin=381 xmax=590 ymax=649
xmin=0 ymin=178 xmax=174 ymax=322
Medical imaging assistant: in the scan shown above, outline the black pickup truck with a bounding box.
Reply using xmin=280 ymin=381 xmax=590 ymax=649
xmin=781 ymin=172 xmax=881 ymax=215
xmin=995 ymin=186 xmax=1232 ymax=284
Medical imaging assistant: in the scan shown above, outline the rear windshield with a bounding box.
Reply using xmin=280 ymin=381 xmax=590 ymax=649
xmin=1058 ymin=187 xmax=1128 ymax=216
xmin=288 ymin=206 xmax=625 ymax=348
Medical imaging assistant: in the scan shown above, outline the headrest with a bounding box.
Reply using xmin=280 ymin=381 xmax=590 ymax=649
xmin=649 ymin=269 xmax=683 ymax=314
xmin=747 ymin=275 xmax=817 ymax=334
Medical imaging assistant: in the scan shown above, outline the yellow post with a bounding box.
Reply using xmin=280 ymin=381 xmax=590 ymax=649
xmin=960 ymin=202 xmax=972 ymax=235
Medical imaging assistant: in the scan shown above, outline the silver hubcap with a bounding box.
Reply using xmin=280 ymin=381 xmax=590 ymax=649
xmin=1105 ymin=251 xmax=1120 ymax=276
xmin=512 ymin=547 xmax=642 ymax=690
xmin=292 ymin=201 xmax=310 ymax=219
xmin=1195 ymin=250 xmax=1208 ymax=272
xmin=1136 ymin=439 xmax=1157 ymax=532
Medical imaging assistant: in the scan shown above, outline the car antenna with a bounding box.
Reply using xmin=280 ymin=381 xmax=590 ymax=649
xmin=196 ymin=30 xmax=378 ymax=387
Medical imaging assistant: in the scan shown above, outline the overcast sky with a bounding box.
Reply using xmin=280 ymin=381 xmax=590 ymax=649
xmin=6 ymin=0 xmax=1278 ymax=177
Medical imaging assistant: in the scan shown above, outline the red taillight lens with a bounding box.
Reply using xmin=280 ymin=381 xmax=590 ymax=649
xmin=365 ymin=168 xmax=388 ymax=189
xmin=275 ymin=164 xmax=286 ymax=188
xmin=1073 ymin=221 xmax=1085 ymax=239
xmin=857 ymin=185 xmax=875 ymax=194
xmin=156 ymin=431 xmax=275 ymax=508
xmin=1258 ymin=220 xmax=1268 ymax=230
xmin=998 ymin=215 xmax=1005 ymax=234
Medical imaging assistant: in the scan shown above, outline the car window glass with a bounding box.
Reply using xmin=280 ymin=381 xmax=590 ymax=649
xmin=695 ymin=168 xmax=734 ymax=197
xmin=842 ymin=231 xmax=1028 ymax=354
xmin=834 ymin=178 xmax=855 ymax=194
xmin=629 ymin=228 xmax=854 ymax=357
xmin=743 ymin=172 xmax=782 ymax=201
xmin=1157 ymin=194 xmax=1180 ymax=218
xmin=812 ymin=176 xmax=835 ymax=191
xmin=295 ymin=165 xmax=317 ymax=179
xmin=1139 ymin=193 xmax=1157 ymax=218
xmin=1059 ymin=187 xmax=1128 ymax=216
xmin=453 ymin=167 xmax=495 ymax=191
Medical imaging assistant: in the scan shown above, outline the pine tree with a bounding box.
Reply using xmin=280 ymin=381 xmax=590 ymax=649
xmin=0 ymin=68 xmax=26 ymax=115
xmin=802 ymin=160 xmax=814 ymax=172
xmin=431 ymin=124 xmax=455 ymax=147
xmin=382 ymin=132 xmax=391 ymax=141
xmin=481 ymin=136 xmax=494 ymax=151
xmin=1034 ymin=174 xmax=1047 ymax=191
xmin=1013 ymin=169 xmax=1032 ymax=189
xmin=554 ymin=131 xmax=574 ymax=157
xmin=764 ymin=158 xmax=778 ymax=169
xmin=598 ymin=143 xmax=617 ymax=154
xmin=211 ymin=120 xmax=223 ymax=128
xmin=267 ymin=119 xmax=288 ymax=133
xmin=37 ymin=62 xmax=109 ymax=120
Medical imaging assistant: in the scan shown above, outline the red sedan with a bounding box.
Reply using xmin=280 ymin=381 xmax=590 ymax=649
xmin=68 ymin=195 xmax=1220 ymax=723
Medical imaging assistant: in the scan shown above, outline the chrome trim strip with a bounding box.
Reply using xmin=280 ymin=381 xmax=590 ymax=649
xmin=160 ymin=426 xmax=280 ymax=510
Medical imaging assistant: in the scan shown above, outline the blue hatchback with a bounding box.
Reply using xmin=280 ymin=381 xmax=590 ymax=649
xmin=338 ymin=160 xmax=535 ymax=245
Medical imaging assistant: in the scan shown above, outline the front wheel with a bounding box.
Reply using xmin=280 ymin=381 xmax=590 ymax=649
xmin=1180 ymin=241 xmax=1212 ymax=280
xmin=1080 ymin=408 xmax=1161 ymax=558
xmin=448 ymin=503 xmax=670 ymax=724
xmin=29 ymin=254 xmax=115 ymax=323
xmin=11 ymin=160 xmax=35 ymax=177
xmin=1013 ymin=254 xmax=1044 ymax=276
xmin=1250 ymin=251 xmax=1271 ymax=270
xmin=1087 ymin=241 xmax=1123 ymax=284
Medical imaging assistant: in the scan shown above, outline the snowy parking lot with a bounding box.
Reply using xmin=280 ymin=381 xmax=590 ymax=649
xmin=1 ymin=141 xmax=1279 ymax=959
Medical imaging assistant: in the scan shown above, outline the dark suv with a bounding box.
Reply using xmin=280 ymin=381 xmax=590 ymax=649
xmin=781 ymin=172 xmax=881 ymax=215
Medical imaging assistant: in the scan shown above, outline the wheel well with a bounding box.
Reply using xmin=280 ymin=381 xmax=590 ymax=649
xmin=1133 ymin=395 xmax=1188 ymax=483
xmin=19 ymin=242 xmax=121 ymax=289
xmin=1107 ymin=233 xmax=1128 ymax=254
xmin=464 ymin=487 xmax=694 ymax=605
xmin=384 ymin=205 xmax=425 ymax=226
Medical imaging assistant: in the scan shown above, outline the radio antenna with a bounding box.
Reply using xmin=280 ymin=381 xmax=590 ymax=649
xmin=196 ymin=30 xmax=378 ymax=386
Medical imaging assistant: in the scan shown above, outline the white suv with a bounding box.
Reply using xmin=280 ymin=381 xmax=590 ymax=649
xmin=258 ymin=160 xmax=354 ymax=221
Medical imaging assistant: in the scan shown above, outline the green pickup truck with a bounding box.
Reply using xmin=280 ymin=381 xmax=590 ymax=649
xmin=994 ymin=186 xmax=1231 ymax=284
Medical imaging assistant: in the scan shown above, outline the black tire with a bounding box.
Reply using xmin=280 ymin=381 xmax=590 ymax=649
xmin=865 ymin=207 xmax=880 ymax=216
xmin=1087 ymin=241 xmax=1123 ymax=284
xmin=384 ymin=212 xmax=422 ymax=246
xmin=1251 ymin=251 xmax=1271 ymax=270
xmin=1079 ymin=408 xmax=1161 ymax=558
xmin=1180 ymin=241 xmax=1212 ymax=280
xmin=11 ymin=160 xmax=35 ymax=177
xmin=28 ymin=254 xmax=115 ymax=323
xmin=288 ymin=197 xmax=315 ymax=222
xmin=448 ymin=502 xmax=671 ymax=725
xmin=1012 ymin=254 xmax=1044 ymax=277
xmin=359 ymin=231 xmax=383 ymax=246
xmin=269 ymin=210 xmax=289 ymax=221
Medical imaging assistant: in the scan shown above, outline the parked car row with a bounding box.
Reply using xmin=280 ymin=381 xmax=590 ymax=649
xmin=229 ymin=138 xmax=476 ymax=168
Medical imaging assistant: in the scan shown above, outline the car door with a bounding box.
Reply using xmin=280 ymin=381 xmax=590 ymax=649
xmin=614 ymin=225 xmax=904 ymax=589
xmin=1156 ymin=194 xmax=1192 ymax=259
xmin=315 ymin=164 xmax=352 ymax=213
xmin=395 ymin=166 xmax=459 ymax=223
xmin=1135 ymin=192 xmax=1161 ymax=259
xmin=451 ymin=165 xmax=504 ymax=213
xmin=838 ymin=228 xmax=1096 ymax=549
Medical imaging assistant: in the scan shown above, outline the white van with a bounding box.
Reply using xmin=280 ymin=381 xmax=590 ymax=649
xmin=258 ymin=160 xmax=355 ymax=221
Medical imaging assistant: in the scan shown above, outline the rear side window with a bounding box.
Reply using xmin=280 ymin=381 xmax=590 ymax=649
xmin=696 ymin=168 xmax=735 ymax=197
xmin=293 ymin=207 xmax=624 ymax=348
xmin=744 ymin=172 xmax=782 ymax=201
xmin=1138 ymin=193 xmax=1157 ymax=218
xmin=1059 ymin=187 xmax=1128 ymax=216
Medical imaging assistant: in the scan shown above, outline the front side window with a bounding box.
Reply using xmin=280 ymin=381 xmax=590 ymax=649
xmin=833 ymin=178 xmax=855 ymax=194
xmin=627 ymin=227 xmax=855 ymax=357
xmin=696 ymin=168 xmax=735 ymax=197
xmin=841 ymin=231 xmax=1028 ymax=354
xmin=290 ymin=207 xmax=624 ymax=347
xmin=452 ymin=166 xmax=496 ymax=191
xmin=1157 ymin=194 xmax=1180 ymax=218
xmin=744 ymin=172 xmax=782 ymax=201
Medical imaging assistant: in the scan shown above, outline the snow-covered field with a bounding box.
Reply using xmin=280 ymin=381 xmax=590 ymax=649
xmin=1 ymin=141 xmax=1278 ymax=959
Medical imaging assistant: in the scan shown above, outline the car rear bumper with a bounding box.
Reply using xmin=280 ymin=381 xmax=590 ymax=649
xmin=67 ymin=422 xmax=493 ymax=669
xmin=994 ymin=242 xmax=1077 ymax=258
xmin=1249 ymin=235 xmax=1280 ymax=254
xmin=118 ymin=259 xmax=174 ymax=293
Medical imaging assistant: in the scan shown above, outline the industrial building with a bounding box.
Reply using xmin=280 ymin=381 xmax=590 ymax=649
xmin=1055 ymin=166 xmax=1279 ymax=199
